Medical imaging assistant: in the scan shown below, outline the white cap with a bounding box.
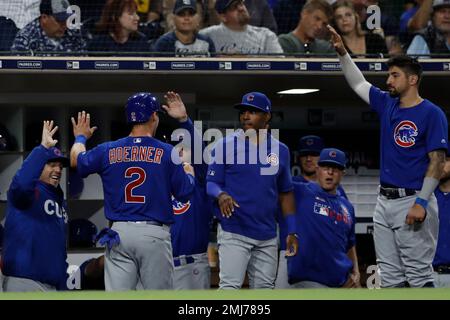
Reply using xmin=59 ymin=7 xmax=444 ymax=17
xmin=433 ymin=0 xmax=450 ymax=9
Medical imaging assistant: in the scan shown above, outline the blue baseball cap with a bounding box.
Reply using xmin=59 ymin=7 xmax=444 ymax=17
xmin=318 ymin=148 xmax=346 ymax=170
xmin=40 ymin=0 xmax=72 ymax=22
xmin=47 ymin=146 xmax=69 ymax=167
xmin=215 ymin=0 xmax=241 ymax=13
xmin=299 ymin=135 xmax=324 ymax=156
xmin=173 ymin=0 xmax=197 ymax=14
xmin=234 ymin=92 xmax=272 ymax=113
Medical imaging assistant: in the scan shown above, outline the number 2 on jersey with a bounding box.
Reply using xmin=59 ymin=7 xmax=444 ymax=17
xmin=125 ymin=167 xmax=146 ymax=203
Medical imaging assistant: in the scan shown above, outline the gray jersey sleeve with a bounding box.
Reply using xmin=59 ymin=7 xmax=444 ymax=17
xmin=264 ymin=29 xmax=284 ymax=55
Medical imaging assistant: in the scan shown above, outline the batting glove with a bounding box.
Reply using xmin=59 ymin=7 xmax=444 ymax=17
xmin=96 ymin=228 xmax=120 ymax=250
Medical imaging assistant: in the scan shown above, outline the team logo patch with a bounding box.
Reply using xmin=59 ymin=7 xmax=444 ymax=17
xmin=266 ymin=153 xmax=279 ymax=166
xmin=394 ymin=120 xmax=418 ymax=148
xmin=53 ymin=148 xmax=62 ymax=156
xmin=306 ymin=139 xmax=314 ymax=146
xmin=329 ymin=150 xmax=337 ymax=158
xmin=247 ymin=95 xmax=254 ymax=102
xmin=172 ymin=196 xmax=191 ymax=215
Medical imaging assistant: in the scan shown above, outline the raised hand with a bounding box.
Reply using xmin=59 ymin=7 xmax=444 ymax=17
xmin=327 ymin=24 xmax=347 ymax=56
xmin=162 ymin=91 xmax=188 ymax=122
xmin=71 ymin=111 xmax=98 ymax=140
xmin=41 ymin=120 xmax=59 ymax=149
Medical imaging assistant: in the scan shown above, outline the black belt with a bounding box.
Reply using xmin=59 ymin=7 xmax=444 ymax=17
xmin=434 ymin=265 xmax=450 ymax=274
xmin=379 ymin=186 xmax=417 ymax=199
xmin=173 ymin=256 xmax=195 ymax=267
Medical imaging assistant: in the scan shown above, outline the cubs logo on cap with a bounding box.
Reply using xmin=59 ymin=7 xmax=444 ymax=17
xmin=234 ymin=92 xmax=272 ymax=113
xmin=47 ymin=146 xmax=69 ymax=167
xmin=299 ymin=135 xmax=324 ymax=156
xmin=394 ymin=120 xmax=418 ymax=148
xmin=318 ymin=148 xmax=346 ymax=170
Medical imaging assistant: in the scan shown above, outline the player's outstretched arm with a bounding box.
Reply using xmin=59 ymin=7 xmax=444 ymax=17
xmin=9 ymin=121 xmax=60 ymax=207
xmin=327 ymin=25 xmax=371 ymax=105
xmin=70 ymin=111 xmax=97 ymax=168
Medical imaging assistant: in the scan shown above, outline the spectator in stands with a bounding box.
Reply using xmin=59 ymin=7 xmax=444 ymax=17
xmin=135 ymin=0 xmax=163 ymax=23
xmin=278 ymin=0 xmax=335 ymax=56
xmin=163 ymin=0 xmax=212 ymax=33
xmin=272 ymin=0 xmax=307 ymax=35
xmin=400 ymin=0 xmax=433 ymax=36
xmin=362 ymin=0 xmax=402 ymax=55
xmin=332 ymin=0 xmax=387 ymax=57
xmin=153 ymin=0 xmax=215 ymax=56
xmin=199 ymin=0 xmax=283 ymax=56
xmin=88 ymin=0 xmax=150 ymax=55
xmin=433 ymin=155 xmax=450 ymax=288
xmin=163 ymin=0 xmax=278 ymax=34
xmin=399 ymin=0 xmax=433 ymax=49
xmin=0 ymin=17 xmax=19 ymax=52
xmin=407 ymin=0 xmax=450 ymax=56
xmin=70 ymin=0 xmax=108 ymax=36
xmin=0 ymin=0 xmax=41 ymax=30
xmin=11 ymin=0 xmax=86 ymax=55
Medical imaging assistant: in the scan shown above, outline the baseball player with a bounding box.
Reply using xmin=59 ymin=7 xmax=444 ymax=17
xmin=163 ymin=91 xmax=214 ymax=290
xmin=2 ymin=121 xmax=69 ymax=292
xmin=69 ymin=93 xmax=196 ymax=291
xmin=329 ymin=25 xmax=448 ymax=287
xmin=206 ymin=92 xmax=298 ymax=290
xmin=276 ymin=135 xmax=348 ymax=288
xmin=432 ymin=155 xmax=450 ymax=287
xmin=287 ymin=148 xmax=360 ymax=288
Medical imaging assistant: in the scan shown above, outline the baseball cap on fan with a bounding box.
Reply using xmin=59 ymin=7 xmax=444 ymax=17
xmin=234 ymin=92 xmax=272 ymax=113
xmin=173 ymin=0 xmax=197 ymax=14
xmin=40 ymin=0 xmax=72 ymax=22
xmin=215 ymin=0 xmax=239 ymax=13
xmin=433 ymin=0 xmax=450 ymax=9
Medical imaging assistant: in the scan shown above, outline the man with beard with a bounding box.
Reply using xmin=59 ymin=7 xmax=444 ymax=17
xmin=407 ymin=0 xmax=450 ymax=56
xmin=278 ymin=0 xmax=335 ymax=56
xmin=199 ymin=0 xmax=283 ymax=55
xmin=329 ymin=24 xmax=448 ymax=288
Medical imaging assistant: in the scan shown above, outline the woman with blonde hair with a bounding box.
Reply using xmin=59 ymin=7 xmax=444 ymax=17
xmin=332 ymin=0 xmax=387 ymax=57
